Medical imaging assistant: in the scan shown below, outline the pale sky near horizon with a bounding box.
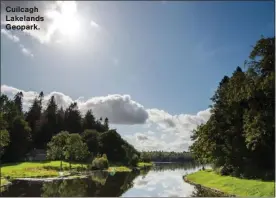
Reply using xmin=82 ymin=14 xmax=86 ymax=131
xmin=1 ymin=1 xmax=274 ymax=151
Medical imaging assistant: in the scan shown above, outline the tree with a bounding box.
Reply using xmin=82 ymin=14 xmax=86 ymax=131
xmin=189 ymin=37 xmax=275 ymax=179
xmin=82 ymin=129 xmax=99 ymax=156
xmin=38 ymin=96 xmax=59 ymax=148
xmin=64 ymin=102 xmax=82 ymax=133
xmin=104 ymin=117 xmax=109 ymax=131
xmin=26 ymin=95 xmax=43 ymax=148
xmin=64 ymin=133 xmax=89 ymax=168
xmin=3 ymin=116 xmax=32 ymax=162
xmin=0 ymin=130 xmax=10 ymax=158
xmin=14 ymin=92 xmax=23 ymax=115
xmin=57 ymin=107 xmax=65 ymax=132
xmin=47 ymin=132 xmax=89 ymax=170
xmin=47 ymin=131 xmax=70 ymax=170
xmin=82 ymin=110 xmax=96 ymax=130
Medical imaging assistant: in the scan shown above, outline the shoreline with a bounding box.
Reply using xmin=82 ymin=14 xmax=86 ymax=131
xmin=183 ymin=175 xmax=236 ymax=197
xmin=183 ymin=170 xmax=275 ymax=197
xmin=0 ymin=161 xmax=154 ymax=187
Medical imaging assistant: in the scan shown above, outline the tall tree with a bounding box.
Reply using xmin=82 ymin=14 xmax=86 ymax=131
xmin=57 ymin=107 xmax=65 ymax=132
xmin=82 ymin=129 xmax=99 ymax=156
xmin=26 ymin=95 xmax=43 ymax=147
xmin=3 ymin=116 xmax=32 ymax=162
xmin=189 ymin=37 xmax=275 ymax=179
xmin=64 ymin=102 xmax=82 ymax=133
xmin=82 ymin=110 xmax=96 ymax=130
xmin=104 ymin=117 xmax=109 ymax=131
xmin=14 ymin=91 xmax=23 ymax=115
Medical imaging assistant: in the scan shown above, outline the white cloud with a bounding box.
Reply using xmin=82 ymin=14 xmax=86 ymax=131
xmin=124 ymin=108 xmax=211 ymax=151
xmin=19 ymin=44 xmax=34 ymax=58
xmin=1 ymin=85 xmax=211 ymax=151
xmin=1 ymin=29 xmax=34 ymax=57
xmin=90 ymin=20 xmax=100 ymax=29
xmin=1 ymin=85 xmax=148 ymax=125
xmin=1 ymin=29 xmax=20 ymax=42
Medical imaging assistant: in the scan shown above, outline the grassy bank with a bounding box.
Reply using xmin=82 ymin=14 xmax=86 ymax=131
xmin=1 ymin=161 xmax=87 ymax=178
xmin=107 ymin=166 xmax=132 ymax=172
xmin=137 ymin=162 xmax=154 ymax=168
xmin=0 ymin=178 xmax=10 ymax=186
xmin=1 ymin=161 xmax=154 ymax=179
xmin=185 ymin=170 xmax=275 ymax=197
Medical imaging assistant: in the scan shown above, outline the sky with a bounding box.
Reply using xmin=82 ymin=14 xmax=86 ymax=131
xmin=1 ymin=1 xmax=274 ymax=152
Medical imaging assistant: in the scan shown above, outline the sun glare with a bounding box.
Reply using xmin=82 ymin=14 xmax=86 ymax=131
xmin=46 ymin=1 xmax=80 ymax=40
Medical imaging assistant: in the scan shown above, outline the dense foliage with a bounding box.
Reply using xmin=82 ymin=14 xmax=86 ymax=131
xmin=140 ymin=151 xmax=194 ymax=162
xmin=189 ymin=37 xmax=275 ymax=180
xmin=0 ymin=92 xmax=139 ymax=166
xmin=91 ymin=154 xmax=109 ymax=170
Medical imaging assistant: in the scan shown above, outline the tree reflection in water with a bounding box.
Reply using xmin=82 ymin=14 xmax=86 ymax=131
xmin=1 ymin=171 xmax=140 ymax=197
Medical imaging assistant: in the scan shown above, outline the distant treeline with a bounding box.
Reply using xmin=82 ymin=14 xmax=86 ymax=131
xmin=140 ymin=151 xmax=194 ymax=162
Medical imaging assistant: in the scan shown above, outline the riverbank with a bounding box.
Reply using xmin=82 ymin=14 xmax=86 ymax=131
xmin=0 ymin=160 xmax=154 ymax=186
xmin=184 ymin=170 xmax=275 ymax=197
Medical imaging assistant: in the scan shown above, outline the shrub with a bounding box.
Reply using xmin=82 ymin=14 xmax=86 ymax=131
xmin=220 ymin=165 xmax=233 ymax=176
xmin=91 ymin=155 xmax=109 ymax=170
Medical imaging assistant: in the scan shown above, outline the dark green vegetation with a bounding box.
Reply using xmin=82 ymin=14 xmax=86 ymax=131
xmin=140 ymin=151 xmax=194 ymax=162
xmin=0 ymin=92 xmax=139 ymax=167
xmin=190 ymin=36 xmax=275 ymax=180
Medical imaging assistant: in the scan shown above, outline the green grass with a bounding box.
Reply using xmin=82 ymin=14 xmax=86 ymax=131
xmin=1 ymin=178 xmax=10 ymax=186
xmin=185 ymin=170 xmax=275 ymax=197
xmin=1 ymin=161 xmax=88 ymax=179
xmin=137 ymin=162 xmax=153 ymax=167
xmin=107 ymin=166 xmax=132 ymax=172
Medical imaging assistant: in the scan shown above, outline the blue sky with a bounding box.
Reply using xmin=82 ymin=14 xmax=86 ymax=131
xmin=1 ymin=1 xmax=274 ymax=151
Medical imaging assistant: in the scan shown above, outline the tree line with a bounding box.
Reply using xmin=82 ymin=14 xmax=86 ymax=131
xmin=140 ymin=151 xmax=194 ymax=162
xmin=189 ymin=37 xmax=275 ymax=180
xmin=0 ymin=92 xmax=139 ymax=165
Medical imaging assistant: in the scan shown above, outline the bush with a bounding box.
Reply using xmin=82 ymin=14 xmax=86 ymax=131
xmin=220 ymin=165 xmax=233 ymax=176
xmin=91 ymin=155 xmax=109 ymax=170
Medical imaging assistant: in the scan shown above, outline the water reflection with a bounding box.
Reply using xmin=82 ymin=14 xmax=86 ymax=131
xmin=122 ymin=163 xmax=202 ymax=197
xmin=1 ymin=171 xmax=139 ymax=197
xmin=2 ymin=163 xmax=231 ymax=197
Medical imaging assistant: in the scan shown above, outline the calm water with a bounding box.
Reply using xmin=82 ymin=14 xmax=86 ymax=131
xmin=1 ymin=162 xmax=226 ymax=197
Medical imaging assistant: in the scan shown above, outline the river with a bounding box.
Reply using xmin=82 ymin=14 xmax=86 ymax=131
xmin=1 ymin=162 xmax=225 ymax=197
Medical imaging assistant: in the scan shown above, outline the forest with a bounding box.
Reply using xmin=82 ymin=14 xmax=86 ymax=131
xmin=140 ymin=151 xmax=194 ymax=162
xmin=0 ymin=92 xmax=139 ymax=166
xmin=189 ymin=37 xmax=275 ymax=180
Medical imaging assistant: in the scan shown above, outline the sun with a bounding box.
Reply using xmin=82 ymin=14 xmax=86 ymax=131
xmin=46 ymin=1 xmax=80 ymax=39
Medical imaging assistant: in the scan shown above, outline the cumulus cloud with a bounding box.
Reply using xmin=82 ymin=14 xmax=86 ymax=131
xmin=1 ymin=85 xmax=211 ymax=151
xmin=1 ymin=85 xmax=148 ymax=125
xmin=135 ymin=133 xmax=149 ymax=141
xmin=124 ymin=108 xmax=211 ymax=151
xmin=1 ymin=29 xmax=19 ymax=42
xmin=147 ymin=108 xmax=210 ymax=134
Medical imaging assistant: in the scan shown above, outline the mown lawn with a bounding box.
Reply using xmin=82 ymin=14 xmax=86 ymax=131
xmin=0 ymin=178 xmax=10 ymax=186
xmin=185 ymin=170 xmax=275 ymax=197
xmin=107 ymin=166 xmax=132 ymax=172
xmin=137 ymin=162 xmax=154 ymax=167
xmin=1 ymin=161 xmax=87 ymax=178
